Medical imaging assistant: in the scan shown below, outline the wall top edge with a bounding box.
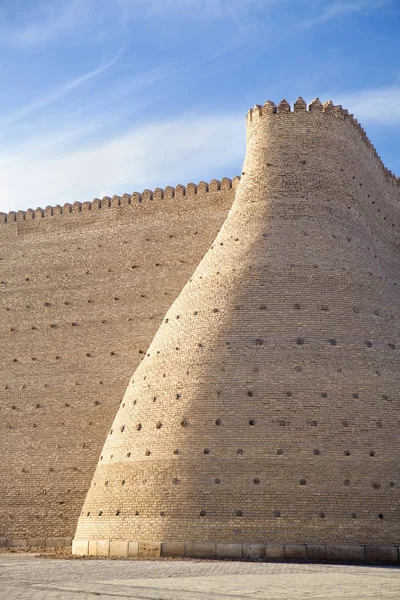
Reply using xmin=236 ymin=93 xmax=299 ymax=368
xmin=0 ymin=176 xmax=241 ymax=225
xmin=247 ymin=97 xmax=400 ymax=186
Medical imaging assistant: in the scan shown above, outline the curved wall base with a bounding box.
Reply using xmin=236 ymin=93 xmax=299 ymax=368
xmin=72 ymin=538 xmax=400 ymax=564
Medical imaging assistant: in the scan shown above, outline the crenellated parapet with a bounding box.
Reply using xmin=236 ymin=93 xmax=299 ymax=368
xmin=0 ymin=176 xmax=241 ymax=226
xmin=246 ymin=97 xmax=400 ymax=187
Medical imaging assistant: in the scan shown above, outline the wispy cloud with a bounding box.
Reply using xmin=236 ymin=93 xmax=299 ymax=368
xmin=0 ymin=0 xmax=286 ymax=48
xmin=300 ymin=0 xmax=394 ymax=28
xmin=331 ymin=85 xmax=400 ymax=124
xmin=0 ymin=0 xmax=90 ymax=47
xmin=116 ymin=0 xmax=285 ymax=20
xmin=0 ymin=47 xmax=125 ymax=127
xmin=0 ymin=111 xmax=244 ymax=213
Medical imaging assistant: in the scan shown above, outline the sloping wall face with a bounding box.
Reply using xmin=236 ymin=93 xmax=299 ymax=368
xmin=0 ymin=181 xmax=236 ymax=541
xmin=74 ymin=99 xmax=400 ymax=551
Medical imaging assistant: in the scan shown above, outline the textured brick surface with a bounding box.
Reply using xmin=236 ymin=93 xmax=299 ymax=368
xmin=2 ymin=96 xmax=400 ymax=554
xmin=0 ymin=181 xmax=236 ymax=541
xmin=74 ymin=98 xmax=400 ymax=553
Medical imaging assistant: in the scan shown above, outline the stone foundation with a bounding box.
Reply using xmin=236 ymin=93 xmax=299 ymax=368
xmin=72 ymin=539 xmax=400 ymax=564
xmin=0 ymin=538 xmax=72 ymax=549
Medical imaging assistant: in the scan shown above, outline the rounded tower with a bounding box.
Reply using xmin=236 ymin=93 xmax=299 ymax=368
xmin=73 ymin=98 xmax=400 ymax=559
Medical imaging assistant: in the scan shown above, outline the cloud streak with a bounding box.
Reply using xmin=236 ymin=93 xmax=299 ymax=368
xmin=0 ymin=47 xmax=125 ymax=127
xmin=0 ymin=0 xmax=89 ymax=47
xmin=0 ymin=0 xmax=287 ymax=48
xmin=300 ymin=0 xmax=395 ymax=28
xmin=330 ymin=86 xmax=400 ymax=124
xmin=0 ymin=111 xmax=244 ymax=213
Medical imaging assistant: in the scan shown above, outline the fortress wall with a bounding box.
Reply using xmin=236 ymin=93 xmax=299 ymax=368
xmin=74 ymin=99 xmax=400 ymax=552
xmin=0 ymin=179 xmax=238 ymax=542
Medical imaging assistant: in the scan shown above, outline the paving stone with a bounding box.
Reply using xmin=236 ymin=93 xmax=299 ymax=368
xmin=138 ymin=541 xmax=161 ymax=558
xmin=71 ymin=539 xmax=88 ymax=556
xmin=326 ymin=545 xmax=365 ymax=563
xmin=306 ymin=544 xmax=326 ymax=561
xmin=161 ymin=542 xmax=185 ymax=557
xmin=96 ymin=540 xmax=109 ymax=557
xmin=284 ymin=544 xmax=307 ymax=560
xmin=128 ymin=541 xmax=139 ymax=557
xmin=243 ymin=544 xmax=265 ymax=560
xmin=109 ymin=540 xmax=128 ymax=557
xmin=216 ymin=543 xmax=243 ymax=559
xmin=185 ymin=542 xmax=216 ymax=558
xmin=265 ymin=544 xmax=285 ymax=559
xmin=365 ymin=545 xmax=398 ymax=565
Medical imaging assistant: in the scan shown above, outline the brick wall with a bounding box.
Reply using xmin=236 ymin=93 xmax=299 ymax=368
xmin=74 ymin=98 xmax=400 ymax=550
xmin=0 ymin=180 xmax=236 ymax=540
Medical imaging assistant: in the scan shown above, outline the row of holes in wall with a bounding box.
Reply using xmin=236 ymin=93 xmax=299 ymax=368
xmin=1 ymin=178 xmax=398 ymax=285
xmin=187 ymin=262 xmax=398 ymax=289
xmin=209 ymin=170 xmax=400 ymax=287
xmin=97 ymin=478 xmax=395 ymax=489
xmin=4 ymin=330 xmax=399 ymax=358
xmin=3 ymin=301 xmax=398 ymax=320
xmin=83 ymin=509 xmax=387 ymax=520
xmin=100 ymin=448 xmax=381 ymax=460
xmin=111 ymin=419 xmax=384 ymax=433
xmin=343 ymin=169 xmax=398 ymax=232
xmin=6 ymin=338 xmax=399 ymax=363
xmin=209 ymin=227 xmax=395 ymax=275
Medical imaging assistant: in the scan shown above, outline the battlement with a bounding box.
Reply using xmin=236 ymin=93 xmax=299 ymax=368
xmin=0 ymin=176 xmax=241 ymax=226
xmin=246 ymin=97 xmax=400 ymax=187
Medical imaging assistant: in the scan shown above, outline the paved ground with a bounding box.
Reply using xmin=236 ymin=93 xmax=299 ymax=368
xmin=0 ymin=554 xmax=400 ymax=599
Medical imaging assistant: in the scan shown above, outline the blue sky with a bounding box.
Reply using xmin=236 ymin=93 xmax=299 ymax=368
xmin=1 ymin=0 xmax=400 ymax=212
